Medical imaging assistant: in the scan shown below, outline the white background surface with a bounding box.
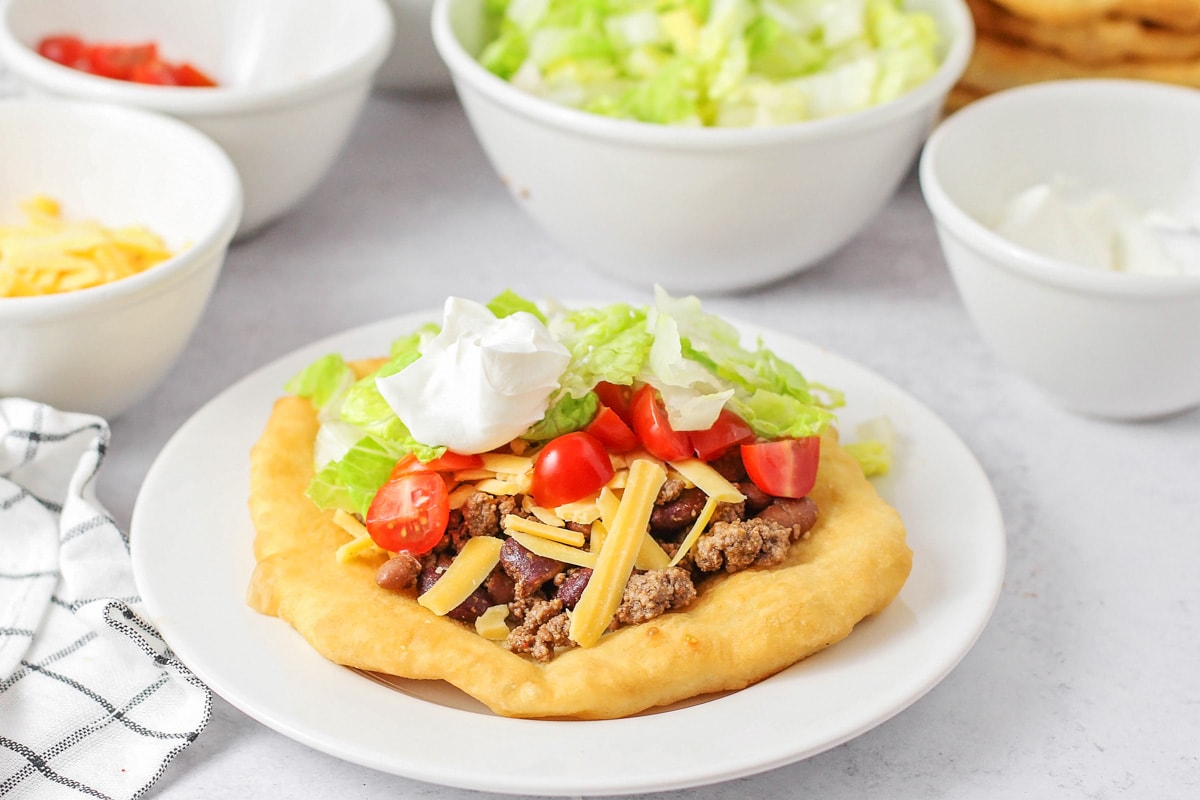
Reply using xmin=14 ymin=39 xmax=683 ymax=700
xmin=100 ymin=90 xmax=1199 ymax=798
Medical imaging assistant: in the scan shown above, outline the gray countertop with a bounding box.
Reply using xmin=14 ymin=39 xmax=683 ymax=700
xmin=103 ymin=90 xmax=1199 ymax=799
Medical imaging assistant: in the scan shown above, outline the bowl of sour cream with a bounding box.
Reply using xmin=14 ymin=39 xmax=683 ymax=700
xmin=919 ymin=78 xmax=1200 ymax=421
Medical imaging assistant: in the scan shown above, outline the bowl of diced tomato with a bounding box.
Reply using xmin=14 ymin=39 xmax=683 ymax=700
xmin=0 ymin=0 xmax=394 ymax=238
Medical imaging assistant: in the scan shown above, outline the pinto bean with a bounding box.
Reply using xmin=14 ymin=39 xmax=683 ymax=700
xmin=499 ymin=537 xmax=564 ymax=598
xmin=375 ymin=552 xmax=422 ymax=592
xmin=650 ymin=487 xmax=707 ymax=532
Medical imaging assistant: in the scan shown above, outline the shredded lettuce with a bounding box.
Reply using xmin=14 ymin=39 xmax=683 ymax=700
xmin=287 ymin=287 xmax=841 ymax=516
xmin=478 ymin=0 xmax=941 ymax=127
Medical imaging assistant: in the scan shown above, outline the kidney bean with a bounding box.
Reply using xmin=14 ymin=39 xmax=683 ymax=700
xmin=650 ymin=487 xmax=707 ymax=532
xmin=499 ymin=537 xmax=563 ymax=598
xmin=554 ymin=568 xmax=593 ymax=609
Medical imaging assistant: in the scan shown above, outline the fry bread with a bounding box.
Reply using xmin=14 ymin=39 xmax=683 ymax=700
xmin=968 ymin=0 xmax=1200 ymax=63
xmin=989 ymin=0 xmax=1200 ymax=30
xmin=246 ymin=373 xmax=912 ymax=720
xmin=961 ymin=32 xmax=1200 ymax=96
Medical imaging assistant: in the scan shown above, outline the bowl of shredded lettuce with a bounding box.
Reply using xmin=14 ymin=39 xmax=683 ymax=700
xmin=433 ymin=0 xmax=973 ymax=292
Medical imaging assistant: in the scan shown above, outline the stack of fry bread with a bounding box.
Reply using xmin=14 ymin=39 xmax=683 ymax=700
xmin=950 ymin=0 xmax=1200 ymax=109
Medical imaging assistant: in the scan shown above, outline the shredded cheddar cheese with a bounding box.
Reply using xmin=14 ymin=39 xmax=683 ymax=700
xmin=668 ymin=458 xmax=746 ymax=503
xmin=0 ymin=196 xmax=173 ymax=297
xmin=569 ymin=459 xmax=667 ymax=648
xmin=669 ymin=496 xmax=720 ymax=567
xmin=502 ymin=514 xmax=586 ymax=547
xmin=474 ymin=604 xmax=511 ymax=640
xmin=417 ymin=536 xmax=504 ymax=616
xmin=508 ymin=529 xmax=598 ymax=569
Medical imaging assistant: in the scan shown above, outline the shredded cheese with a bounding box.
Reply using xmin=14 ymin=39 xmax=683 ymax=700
xmin=508 ymin=529 xmax=598 ymax=569
xmin=474 ymin=604 xmax=511 ymax=640
xmin=417 ymin=536 xmax=503 ymax=616
xmin=0 ymin=196 xmax=173 ymax=297
xmin=668 ymin=458 xmax=746 ymax=503
xmin=668 ymin=496 xmax=720 ymax=567
xmin=332 ymin=509 xmax=386 ymax=563
xmin=502 ymin=514 xmax=585 ymax=547
xmin=480 ymin=453 xmax=533 ymax=475
xmin=569 ymin=458 xmax=667 ymax=648
xmin=473 ymin=477 xmax=529 ymax=496
xmin=447 ymin=483 xmax=478 ymax=510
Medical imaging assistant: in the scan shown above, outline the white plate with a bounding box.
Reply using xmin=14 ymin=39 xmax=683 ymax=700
xmin=130 ymin=310 xmax=1005 ymax=796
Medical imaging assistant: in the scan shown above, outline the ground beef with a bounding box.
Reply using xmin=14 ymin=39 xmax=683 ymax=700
xmin=693 ymin=518 xmax=794 ymax=573
xmin=505 ymin=598 xmax=573 ymax=662
xmin=656 ymin=478 xmax=687 ymax=504
xmin=456 ymin=491 xmax=520 ymax=546
xmin=710 ymin=499 xmax=747 ymax=524
xmin=614 ymin=567 xmax=697 ymax=625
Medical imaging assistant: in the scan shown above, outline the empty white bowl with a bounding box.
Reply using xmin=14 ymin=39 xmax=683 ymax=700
xmin=0 ymin=0 xmax=393 ymax=237
xmin=376 ymin=0 xmax=450 ymax=92
xmin=920 ymin=79 xmax=1200 ymax=420
xmin=0 ymin=98 xmax=241 ymax=418
xmin=432 ymin=0 xmax=973 ymax=293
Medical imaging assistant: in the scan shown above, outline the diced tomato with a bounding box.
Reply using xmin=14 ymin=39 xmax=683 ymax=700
xmin=85 ymin=43 xmax=157 ymax=81
xmin=171 ymin=62 xmax=217 ymax=87
xmin=531 ymin=431 xmax=614 ymax=509
xmin=585 ymin=405 xmax=638 ymax=453
xmin=34 ymin=35 xmax=217 ymax=87
xmin=630 ymin=385 xmax=692 ymax=462
xmin=593 ymin=381 xmax=634 ymax=425
xmin=740 ymin=437 xmax=821 ymax=499
xmin=36 ymin=35 xmax=86 ymax=68
xmin=130 ymin=58 xmax=179 ymax=86
xmin=689 ymin=408 xmax=755 ymax=461
xmin=365 ymin=470 xmax=449 ymax=555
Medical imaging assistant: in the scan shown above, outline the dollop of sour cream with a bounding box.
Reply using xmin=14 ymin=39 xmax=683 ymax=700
xmin=992 ymin=181 xmax=1196 ymax=276
xmin=376 ymin=297 xmax=571 ymax=454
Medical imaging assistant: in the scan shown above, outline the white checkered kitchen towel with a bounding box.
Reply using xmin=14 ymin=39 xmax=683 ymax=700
xmin=0 ymin=398 xmax=211 ymax=799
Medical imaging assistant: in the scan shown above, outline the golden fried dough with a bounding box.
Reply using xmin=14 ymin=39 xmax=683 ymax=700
xmin=247 ymin=378 xmax=912 ymax=719
xmin=961 ymin=32 xmax=1200 ymax=97
xmin=968 ymin=0 xmax=1200 ymax=63
xmin=989 ymin=0 xmax=1200 ymax=29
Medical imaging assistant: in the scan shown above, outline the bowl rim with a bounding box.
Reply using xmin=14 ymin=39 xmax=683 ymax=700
xmin=0 ymin=0 xmax=395 ymax=115
xmin=919 ymin=78 xmax=1200 ymax=299
xmin=0 ymin=97 xmax=242 ymax=321
xmin=430 ymin=0 xmax=975 ymax=150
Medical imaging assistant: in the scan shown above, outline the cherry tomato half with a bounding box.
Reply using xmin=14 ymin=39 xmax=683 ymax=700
xmin=740 ymin=437 xmax=821 ymax=499
xmin=594 ymin=381 xmax=634 ymax=425
xmin=531 ymin=431 xmax=615 ymax=509
xmin=630 ymin=385 xmax=692 ymax=462
xmin=689 ymin=408 xmax=755 ymax=461
xmin=365 ymin=469 xmax=449 ymax=554
xmin=585 ymin=405 xmax=638 ymax=453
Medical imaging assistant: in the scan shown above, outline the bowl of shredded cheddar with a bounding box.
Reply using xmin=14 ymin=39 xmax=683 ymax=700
xmin=0 ymin=97 xmax=241 ymax=419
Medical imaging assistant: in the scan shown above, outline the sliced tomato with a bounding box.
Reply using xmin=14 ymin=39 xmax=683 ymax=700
xmin=740 ymin=437 xmax=821 ymax=499
xmin=630 ymin=385 xmax=692 ymax=462
xmin=593 ymin=381 xmax=634 ymax=425
xmin=85 ymin=43 xmax=157 ymax=81
xmin=585 ymin=405 xmax=638 ymax=453
xmin=689 ymin=408 xmax=755 ymax=461
xmin=365 ymin=469 xmax=449 ymax=554
xmin=531 ymin=431 xmax=614 ymax=509
xmin=37 ymin=36 xmax=85 ymax=67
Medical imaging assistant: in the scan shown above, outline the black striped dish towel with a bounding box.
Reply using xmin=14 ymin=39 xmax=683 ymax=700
xmin=0 ymin=399 xmax=210 ymax=799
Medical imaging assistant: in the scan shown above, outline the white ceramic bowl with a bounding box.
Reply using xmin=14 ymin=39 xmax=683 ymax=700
xmin=376 ymin=0 xmax=450 ymax=93
xmin=0 ymin=0 xmax=393 ymax=237
xmin=0 ymin=98 xmax=241 ymax=418
xmin=432 ymin=0 xmax=973 ymax=293
xmin=920 ymin=79 xmax=1200 ymax=420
